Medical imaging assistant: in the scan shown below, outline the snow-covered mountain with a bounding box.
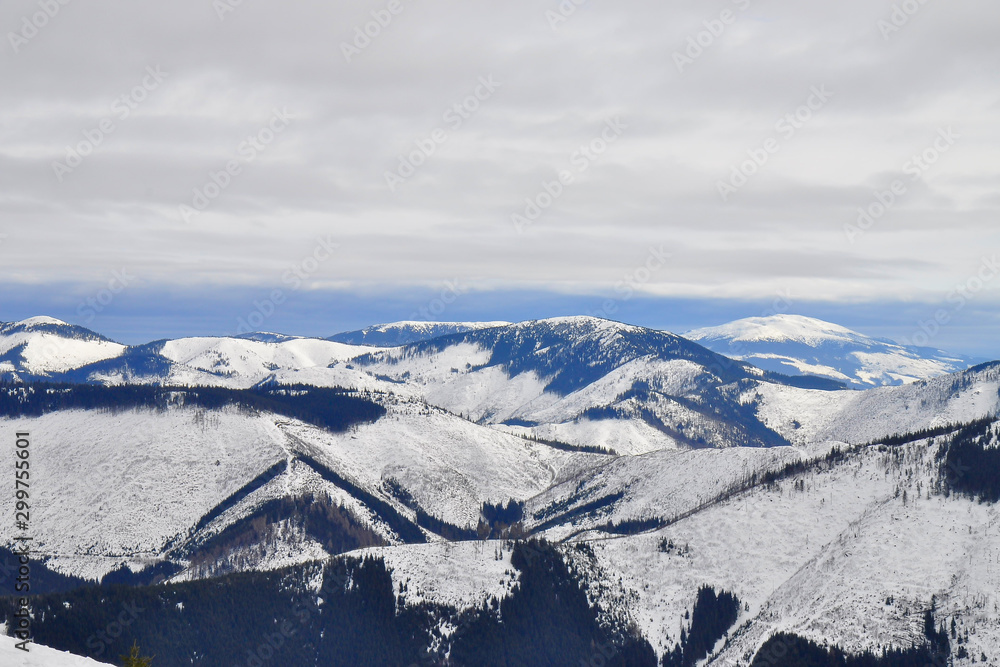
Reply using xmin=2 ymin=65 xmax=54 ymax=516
xmin=0 ymin=317 xmax=125 ymax=379
xmin=685 ymin=314 xmax=980 ymax=388
xmin=340 ymin=316 xmax=844 ymax=453
xmin=58 ymin=334 xmax=375 ymax=388
xmin=328 ymin=320 xmax=510 ymax=347
xmin=21 ymin=315 xmax=842 ymax=454
xmin=0 ymin=384 xmax=594 ymax=584
xmin=3 ymin=312 xmax=1000 ymax=665
xmin=12 ymin=397 xmax=998 ymax=664
xmin=750 ymin=360 xmax=1000 ymax=446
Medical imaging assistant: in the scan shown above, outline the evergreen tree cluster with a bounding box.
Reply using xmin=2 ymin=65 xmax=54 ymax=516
xmin=1 ymin=546 xmax=968 ymax=667
xmin=602 ymin=517 xmax=666 ymax=536
xmin=939 ymin=420 xmax=1000 ymax=503
xmin=0 ymin=382 xmax=386 ymax=433
xmin=0 ymin=546 xmax=90 ymax=596
xmin=414 ymin=508 xmax=479 ymax=542
xmin=187 ymin=461 xmax=289 ymax=537
xmin=750 ymin=608 xmax=950 ymax=667
xmin=2 ymin=544 xmax=665 ymax=666
xmin=481 ymin=499 xmax=525 ymax=526
xmin=180 ymin=493 xmax=387 ymax=577
xmin=532 ymin=491 xmax=626 ymax=532
xmin=749 ymin=632 xmax=942 ymax=667
xmin=0 ymin=558 xmax=432 ymax=666
xmin=661 ymin=585 xmax=740 ymax=667
xmin=863 ymin=416 xmax=994 ymax=449
xmin=296 ymin=454 xmax=427 ymax=543
xmin=477 ymin=499 xmax=528 ymax=539
xmin=448 ymin=539 xmax=657 ymax=666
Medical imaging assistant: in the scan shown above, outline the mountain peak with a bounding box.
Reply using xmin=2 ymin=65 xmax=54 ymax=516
xmin=685 ymin=314 xmax=974 ymax=388
xmin=686 ymin=314 xmax=864 ymax=346
xmin=18 ymin=315 xmax=70 ymax=327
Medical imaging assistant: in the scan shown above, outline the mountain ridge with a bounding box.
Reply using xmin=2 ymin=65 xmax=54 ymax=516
xmin=686 ymin=313 xmax=981 ymax=388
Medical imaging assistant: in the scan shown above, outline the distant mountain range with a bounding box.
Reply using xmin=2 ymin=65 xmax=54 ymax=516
xmin=3 ymin=313 xmax=1000 ymax=664
xmin=685 ymin=314 xmax=985 ymax=389
xmin=1 ymin=314 xmax=983 ymax=390
xmin=328 ymin=320 xmax=510 ymax=347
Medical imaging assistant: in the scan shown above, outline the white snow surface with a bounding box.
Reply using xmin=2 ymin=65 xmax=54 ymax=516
xmin=279 ymin=397 xmax=584 ymax=529
xmin=0 ymin=406 xmax=288 ymax=579
xmin=358 ymin=320 xmax=510 ymax=334
xmin=752 ymin=363 xmax=1000 ymax=445
xmin=686 ymin=314 xmax=973 ymax=388
xmin=354 ymin=435 xmax=1000 ymax=663
xmin=17 ymin=317 xmax=69 ymax=327
xmin=0 ymin=394 xmax=596 ymax=581
xmin=0 ymin=635 xmax=113 ymax=666
xmin=0 ymin=319 xmax=126 ymax=375
xmin=353 ymin=541 xmax=518 ymax=611
xmin=686 ymin=314 xmax=874 ymax=345
xmin=158 ymin=336 xmax=374 ymax=386
xmin=559 ymin=437 xmax=1000 ymax=660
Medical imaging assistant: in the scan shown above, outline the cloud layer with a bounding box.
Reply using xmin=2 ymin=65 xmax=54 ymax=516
xmin=2 ymin=0 xmax=998 ymax=322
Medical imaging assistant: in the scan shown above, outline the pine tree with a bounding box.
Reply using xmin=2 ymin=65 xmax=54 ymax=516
xmin=120 ymin=640 xmax=154 ymax=667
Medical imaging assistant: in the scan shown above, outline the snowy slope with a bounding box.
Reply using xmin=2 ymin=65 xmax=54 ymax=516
xmin=18 ymin=315 xmax=837 ymax=453
xmin=686 ymin=314 xmax=978 ymax=388
xmin=555 ymin=433 xmax=1000 ymax=661
xmin=61 ymin=336 xmax=375 ymax=388
xmin=341 ymin=425 xmax=1000 ymax=664
xmin=328 ymin=321 xmax=510 ymax=347
xmin=346 ymin=317 xmax=804 ymax=452
xmin=0 ymin=635 xmax=113 ymax=666
xmin=0 ymin=318 xmax=126 ymax=378
xmin=0 ymin=406 xmax=290 ymax=580
xmin=751 ymin=361 xmax=1000 ymax=446
xmin=526 ymin=444 xmax=810 ymax=540
xmin=0 ymin=392 xmax=596 ymax=582
xmin=158 ymin=336 xmax=374 ymax=385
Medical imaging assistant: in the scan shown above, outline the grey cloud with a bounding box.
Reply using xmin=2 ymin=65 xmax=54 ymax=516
xmin=1 ymin=0 xmax=997 ymax=304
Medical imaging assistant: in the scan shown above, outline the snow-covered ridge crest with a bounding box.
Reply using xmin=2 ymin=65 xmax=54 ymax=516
xmin=0 ymin=317 xmax=126 ymax=376
xmin=328 ymin=320 xmax=511 ymax=347
xmin=687 ymin=314 xmax=865 ymax=345
xmin=686 ymin=314 xmax=979 ymax=388
xmin=16 ymin=315 xmax=70 ymax=327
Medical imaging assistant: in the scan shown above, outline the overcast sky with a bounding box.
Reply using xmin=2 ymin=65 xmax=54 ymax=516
xmin=1 ymin=0 xmax=998 ymax=353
